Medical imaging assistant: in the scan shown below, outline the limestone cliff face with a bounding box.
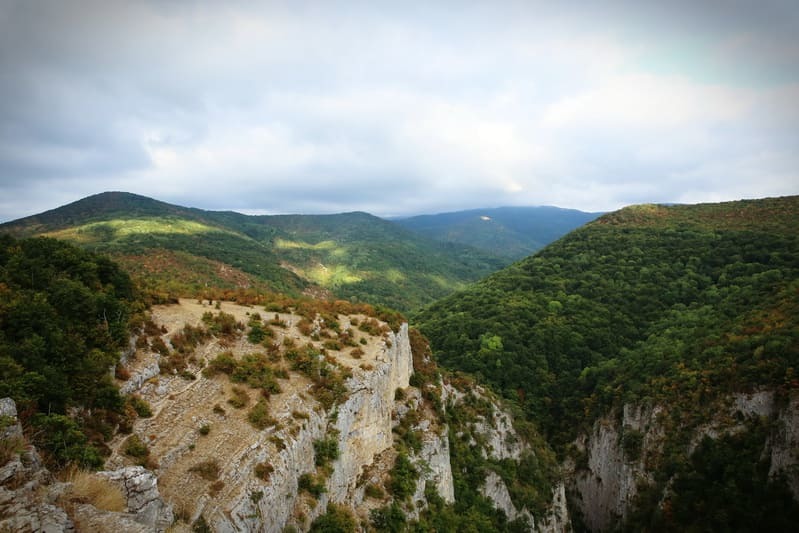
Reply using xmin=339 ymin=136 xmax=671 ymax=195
xmin=444 ymin=383 xmax=572 ymax=532
xmin=569 ymin=391 xmax=799 ymax=531
xmin=207 ymin=323 xmax=416 ymax=532
xmin=570 ymin=404 xmax=662 ymax=532
xmin=328 ymin=324 xmax=413 ymax=503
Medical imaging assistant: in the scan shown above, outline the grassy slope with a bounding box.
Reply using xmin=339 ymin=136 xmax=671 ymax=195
xmin=0 ymin=192 xmax=506 ymax=311
xmin=397 ymin=206 xmax=602 ymax=260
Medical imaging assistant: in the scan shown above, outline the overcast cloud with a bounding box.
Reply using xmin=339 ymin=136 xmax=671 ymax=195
xmin=1 ymin=0 xmax=797 ymax=221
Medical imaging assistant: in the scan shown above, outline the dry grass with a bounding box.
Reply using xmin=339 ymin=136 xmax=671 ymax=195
xmin=0 ymin=435 xmax=26 ymax=466
xmin=61 ymin=468 xmax=126 ymax=512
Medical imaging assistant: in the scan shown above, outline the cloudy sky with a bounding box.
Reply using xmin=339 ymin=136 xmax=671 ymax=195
xmin=1 ymin=0 xmax=797 ymax=221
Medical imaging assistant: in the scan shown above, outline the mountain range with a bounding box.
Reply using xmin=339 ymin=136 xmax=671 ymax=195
xmin=395 ymin=206 xmax=602 ymax=260
xmin=0 ymin=192 xmax=596 ymax=311
xmin=1 ymin=193 xmax=797 ymax=531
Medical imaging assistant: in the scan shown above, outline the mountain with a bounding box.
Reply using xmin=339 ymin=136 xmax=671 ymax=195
xmin=0 ymin=235 xmax=568 ymax=531
xmin=395 ymin=206 xmax=602 ymax=260
xmin=414 ymin=196 xmax=799 ymax=530
xmin=0 ymin=192 xmax=507 ymax=311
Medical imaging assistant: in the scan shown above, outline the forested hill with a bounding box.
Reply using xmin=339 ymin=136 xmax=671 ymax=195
xmin=415 ymin=195 xmax=799 ymax=528
xmin=396 ymin=206 xmax=601 ymax=260
xmin=0 ymin=192 xmax=506 ymax=311
xmin=415 ymin=195 xmax=799 ymax=444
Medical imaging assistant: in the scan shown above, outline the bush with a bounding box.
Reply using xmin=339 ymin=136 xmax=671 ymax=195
xmin=364 ymin=483 xmax=385 ymax=499
xmin=248 ymin=400 xmax=276 ymax=430
xmin=127 ymin=395 xmax=152 ymax=418
xmin=254 ymin=461 xmax=274 ymax=481
xmin=298 ymin=473 xmax=326 ymax=498
xmin=199 ymin=424 xmax=211 ymax=436
xmin=189 ymin=459 xmax=221 ymax=481
xmin=309 ymin=503 xmax=356 ymax=532
xmin=123 ymin=434 xmax=149 ymax=462
xmin=370 ymin=502 xmax=406 ymax=532
xmin=203 ymin=351 xmax=237 ymax=377
xmin=313 ymin=436 xmax=339 ymax=467
xmin=228 ymin=386 xmax=249 ymax=409
xmin=389 ymin=453 xmax=418 ymax=500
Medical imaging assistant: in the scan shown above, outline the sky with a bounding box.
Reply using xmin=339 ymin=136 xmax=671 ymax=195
xmin=1 ymin=0 xmax=798 ymax=222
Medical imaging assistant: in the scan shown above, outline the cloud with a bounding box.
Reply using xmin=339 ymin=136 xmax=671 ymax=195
xmin=0 ymin=0 xmax=797 ymax=221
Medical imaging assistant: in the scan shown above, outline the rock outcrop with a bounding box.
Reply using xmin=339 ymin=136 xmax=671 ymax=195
xmin=97 ymin=466 xmax=174 ymax=530
xmin=0 ymin=398 xmax=173 ymax=533
xmin=569 ymin=392 xmax=799 ymax=531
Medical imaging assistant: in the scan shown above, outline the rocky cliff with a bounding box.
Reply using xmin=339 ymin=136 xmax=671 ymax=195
xmin=0 ymin=398 xmax=173 ymax=533
xmin=106 ymin=300 xmax=459 ymax=531
xmin=568 ymin=391 xmax=799 ymax=531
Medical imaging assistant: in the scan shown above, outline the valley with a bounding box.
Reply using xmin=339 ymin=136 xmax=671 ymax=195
xmin=1 ymin=194 xmax=798 ymax=531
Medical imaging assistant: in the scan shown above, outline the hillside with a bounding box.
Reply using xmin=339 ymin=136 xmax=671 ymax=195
xmin=0 ymin=192 xmax=506 ymax=311
xmin=414 ymin=195 xmax=799 ymax=530
xmin=0 ymin=236 xmax=570 ymax=532
xmin=396 ymin=206 xmax=601 ymax=260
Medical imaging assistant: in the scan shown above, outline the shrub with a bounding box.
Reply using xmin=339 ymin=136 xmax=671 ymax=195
xmin=364 ymin=483 xmax=385 ymax=499
xmin=309 ymin=503 xmax=356 ymax=533
xmin=389 ymin=453 xmax=418 ymax=500
xmin=199 ymin=424 xmax=211 ymax=436
xmin=323 ymin=340 xmax=342 ymax=351
xmin=248 ymin=400 xmax=276 ymax=430
xmin=115 ymin=364 xmax=131 ymax=381
xmin=209 ymin=480 xmax=225 ymax=496
xmin=313 ymin=436 xmax=340 ymax=467
xmin=189 ymin=459 xmax=221 ymax=481
xmin=151 ymin=337 xmax=170 ymax=356
xmin=350 ymin=347 xmax=364 ymax=358
xmin=254 ymin=461 xmax=274 ymax=481
xmin=232 ymin=353 xmax=281 ymax=395
xmin=228 ymin=386 xmax=249 ymax=409
xmin=370 ymin=503 xmax=407 ymax=532
xmin=298 ymin=473 xmax=326 ymax=498
xmin=127 ymin=395 xmax=153 ymax=418
xmin=123 ymin=434 xmax=149 ymax=461
xmin=203 ymin=351 xmax=237 ymax=377
xmin=212 ymin=404 xmax=226 ymax=415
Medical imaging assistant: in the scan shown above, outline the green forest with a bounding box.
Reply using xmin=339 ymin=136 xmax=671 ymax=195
xmin=2 ymin=195 xmax=798 ymax=530
xmin=415 ymin=197 xmax=799 ymax=527
xmin=0 ymin=192 xmax=506 ymax=311
xmin=0 ymin=235 xmax=143 ymax=468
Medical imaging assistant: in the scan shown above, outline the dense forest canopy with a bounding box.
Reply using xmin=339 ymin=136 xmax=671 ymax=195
xmin=0 ymin=235 xmax=141 ymax=467
xmin=415 ymin=196 xmax=799 ymax=528
xmin=415 ymin=197 xmax=799 ymax=447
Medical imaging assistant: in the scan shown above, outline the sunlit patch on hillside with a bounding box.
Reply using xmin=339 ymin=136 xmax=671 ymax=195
xmin=384 ymin=268 xmax=405 ymax=282
xmin=274 ymin=238 xmax=336 ymax=250
xmin=46 ymin=218 xmax=230 ymax=242
xmin=306 ymin=264 xmax=362 ymax=286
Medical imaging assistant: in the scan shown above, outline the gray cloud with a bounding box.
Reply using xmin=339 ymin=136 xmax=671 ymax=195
xmin=0 ymin=0 xmax=797 ymax=222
